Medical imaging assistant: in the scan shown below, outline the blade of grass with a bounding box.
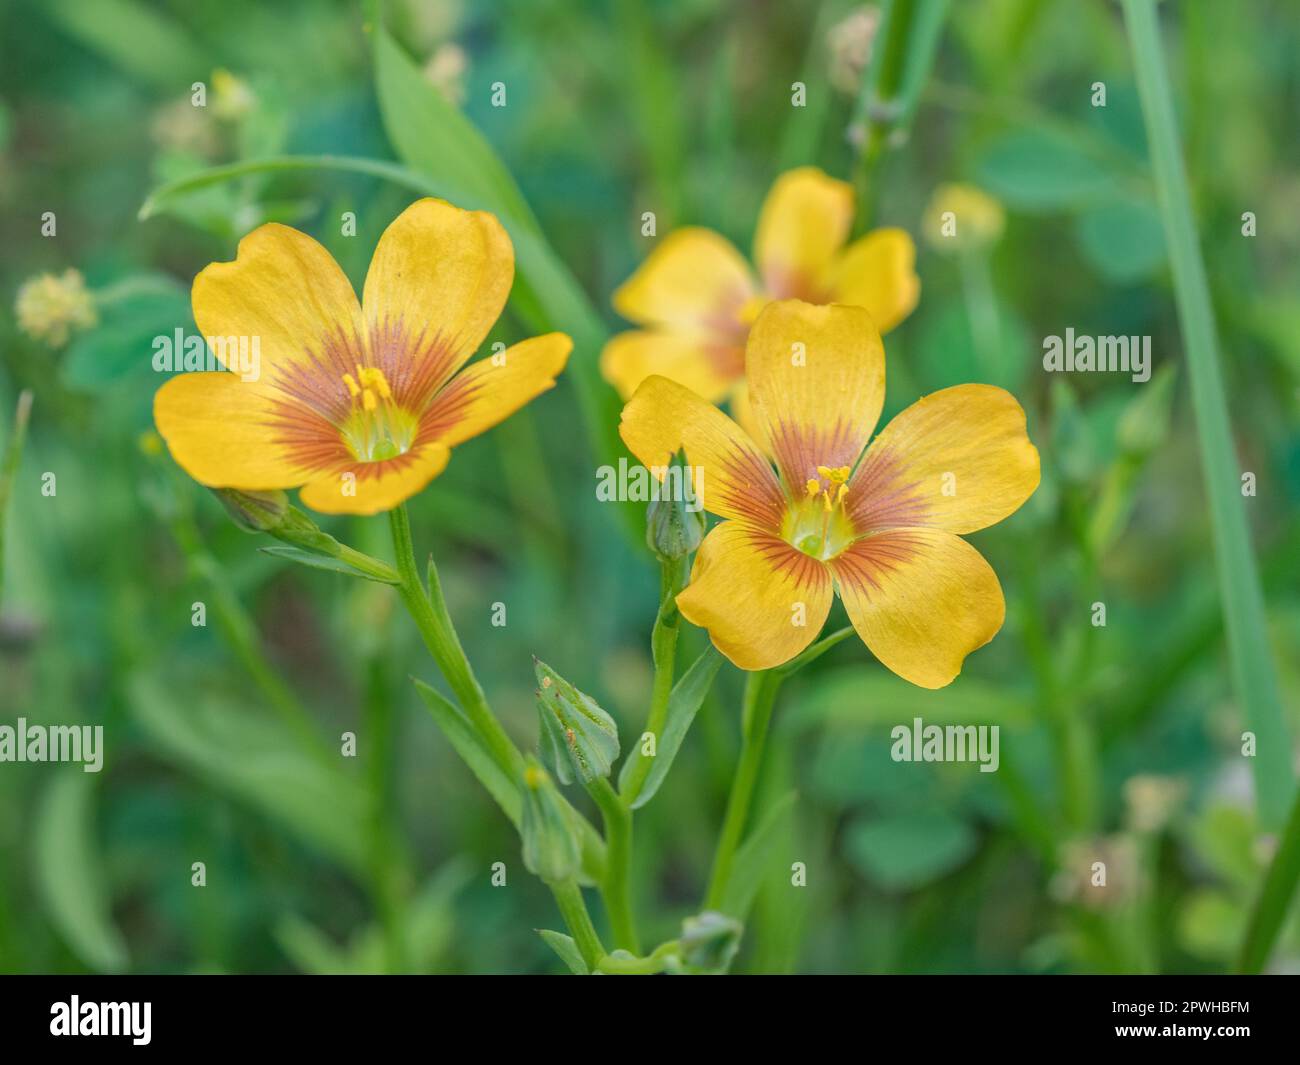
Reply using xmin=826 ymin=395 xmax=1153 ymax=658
xmin=0 ymin=390 xmax=33 ymax=607
xmin=1122 ymin=0 xmax=1292 ymax=829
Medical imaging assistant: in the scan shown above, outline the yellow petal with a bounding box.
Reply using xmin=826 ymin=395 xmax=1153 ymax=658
xmin=600 ymin=330 xmax=740 ymax=403
xmin=362 ymin=198 xmax=514 ymax=378
xmin=192 ymin=223 xmax=363 ymax=377
xmin=612 ymin=227 xmax=756 ymax=330
xmin=678 ymin=521 xmax=833 ymax=671
xmin=825 ymin=227 xmax=920 ymax=333
xmin=153 ymin=371 xmax=310 ymax=489
xmin=849 ymin=384 xmax=1040 ymax=534
xmin=745 ymin=300 xmax=885 ymax=486
xmin=620 ymin=375 xmax=784 ymax=528
xmin=753 ymin=167 xmax=853 ymax=298
xmin=297 ymin=443 xmax=450 ymax=516
xmin=831 ymin=529 xmax=1005 ymax=688
xmin=425 ymin=332 xmax=572 ymax=448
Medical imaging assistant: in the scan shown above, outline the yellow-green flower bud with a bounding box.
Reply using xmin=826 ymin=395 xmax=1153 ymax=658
xmin=680 ymin=911 xmax=743 ymax=973
xmin=212 ymin=488 xmax=290 ymax=534
xmin=923 ymin=183 xmax=1006 ymax=254
xmin=520 ymin=758 xmax=581 ymax=882
xmin=15 ymin=269 xmax=97 ymax=349
xmin=535 ymin=659 xmax=620 ymax=785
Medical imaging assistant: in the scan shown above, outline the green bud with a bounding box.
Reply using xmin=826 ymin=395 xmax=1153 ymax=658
xmin=534 ymin=659 xmax=620 ymax=785
xmin=680 ymin=910 xmax=743 ymax=973
xmin=1116 ymin=365 xmax=1176 ymax=457
xmin=212 ymin=488 xmax=290 ymax=533
xmin=520 ymin=757 xmax=581 ymax=882
xmin=645 ymin=455 xmax=706 ymax=560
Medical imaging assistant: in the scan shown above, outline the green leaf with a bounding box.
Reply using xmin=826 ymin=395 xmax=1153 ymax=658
xmin=1075 ymin=197 xmax=1167 ymax=282
xmin=38 ymin=0 xmax=205 ymax=90
xmin=538 ymin=929 xmax=589 ymax=975
xmin=719 ymin=790 xmax=798 ymax=921
xmin=61 ymin=275 xmax=190 ymax=390
xmin=34 ymin=771 xmax=129 ymax=972
xmin=620 ymin=644 xmax=724 ymax=809
xmin=258 ymin=545 xmax=400 ymax=584
xmin=785 ymin=669 xmax=1032 ymax=734
xmin=976 ymin=129 xmax=1116 ymax=211
xmin=129 ymin=678 xmax=369 ymax=874
xmin=844 ymin=810 xmax=977 ymax=891
xmin=413 ymin=679 xmax=522 ymax=828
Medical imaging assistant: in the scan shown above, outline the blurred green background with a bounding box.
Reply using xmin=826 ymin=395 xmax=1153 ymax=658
xmin=2 ymin=0 xmax=1299 ymax=974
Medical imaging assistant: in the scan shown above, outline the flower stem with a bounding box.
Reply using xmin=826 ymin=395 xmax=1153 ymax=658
xmin=387 ymin=503 xmax=522 ymax=778
xmin=596 ymin=938 xmax=681 ymax=975
xmin=1121 ymin=0 xmax=1292 ymax=827
xmin=1238 ymin=787 xmax=1300 ymax=973
xmin=589 ymin=777 xmax=639 ymax=953
xmin=704 ymin=669 xmax=783 ymax=910
xmin=619 ymin=556 xmax=687 ymax=803
xmin=550 ymin=879 xmax=606 ymax=970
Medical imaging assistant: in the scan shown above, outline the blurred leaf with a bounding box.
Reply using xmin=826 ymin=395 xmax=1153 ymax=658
xmin=1180 ymin=889 xmax=1245 ymax=960
xmin=275 ymin=915 xmax=352 ymax=975
xmin=259 ymin=545 xmax=400 ymax=584
xmin=785 ymin=669 xmax=1032 ymax=734
xmin=538 ymin=929 xmax=589 ymax=975
xmin=1075 ymin=197 xmax=1167 ymax=282
xmin=621 ymin=644 xmax=723 ymax=809
xmin=917 ymin=299 xmax=1031 ymax=393
xmin=129 ymin=678 xmax=369 ymax=874
xmin=40 ymin=0 xmax=205 ymax=90
xmin=976 ymin=129 xmax=1115 ymax=211
xmin=720 ymin=790 xmax=797 ymax=921
xmin=62 ymin=275 xmax=189 ymax=390
xmin=844 ymin=809 xmax=977 ymax=891
xmin=34 ymin=770 xmax=129 ymax=972
xmin=413 ymin=679 xmax=522 ymax=828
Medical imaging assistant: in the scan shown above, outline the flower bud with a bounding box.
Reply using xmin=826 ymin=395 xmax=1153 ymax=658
xmin=645 ymin=456 xmax=706 ymax=561
xmin=15 ymin=269 xmax=97 ymax=349
xmin=212 ymin=488 xmax=290 ymax=533
xmin=520 ymin=758 xmax=581 ymax=882
xmin=680 ymin=910 xmax=743 ymax=973
xmin=535 ymin=659 xmax=619 ymax=785
xmin=923 ymin=183 xmax=1005 ymax=254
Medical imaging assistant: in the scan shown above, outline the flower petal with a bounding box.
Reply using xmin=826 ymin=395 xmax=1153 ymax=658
xmin=600 ymin=330 xmax=740 ymax=403
xmin=619 ymin=375 xmax=784 ymax=528
xmin=297 ymin=443 xmax=451 ymax=516
xmin=831 ymin=529 xmax=1005 ymax=688
xmin=612 ymin=227 xmax=755 ymax=331
xmin=745 ymin=300 xmax=885 ymax=487
xmin=825 ymin=227 xmax=920 ymax=333
xmin=153 ymin=371 xmax=311 ymax=489
xmin=192 ymin=223 xmax=363 ymax=377
xmin=848 ymin=384 xmax=1040 ymax=534
xmin=362 ymin=198 xmax=514 ymax=380
xmin=424 ymin=332 xmax=572 ymax=448
xmin=753 ymin=167 xmax=853 ymax=298
xmin=678 ymin=521 xmax=834 ymax=671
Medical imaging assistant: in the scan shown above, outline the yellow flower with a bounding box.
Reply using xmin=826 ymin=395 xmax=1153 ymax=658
xmin=619 ymin=299 xmax=1039 ymax=688
xmin=600 ymin=167 xmax=920 ymax=412
xmin=15 ymin=269 xmax=97 ymax=348
xmin=923 ymin=183 xmax=1006 ymax=253
xmin=153 ymin=198 xmax=571 ymax=516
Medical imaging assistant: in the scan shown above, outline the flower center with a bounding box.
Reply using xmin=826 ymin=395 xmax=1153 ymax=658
xmin=784 ymin=464 xmax=856 ymax=560
xmin=340 ymin=365 xmax=416 ymax=462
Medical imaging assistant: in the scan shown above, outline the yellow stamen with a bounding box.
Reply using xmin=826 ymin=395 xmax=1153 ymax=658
xmin=362 ymin=389 xmax=378 ymax=412
xmin=343 ymin=373 xmax=360 ymax=397
xmin=805 ymin=478 xmax=821 ymax=497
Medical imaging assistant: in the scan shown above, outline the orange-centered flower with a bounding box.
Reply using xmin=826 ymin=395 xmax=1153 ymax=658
xmin=601 ymin=166 xmax=919 ymax=408
xmin=153 ymin=198 xmax=571 ymax=515
xmin=620 ymin=300 xmax=1040 ymax=689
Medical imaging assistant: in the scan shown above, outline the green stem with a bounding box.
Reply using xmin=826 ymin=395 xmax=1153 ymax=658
xmin=619 ymin=556 xmax=686 ymax=803
xmin=1238 ymin=787 xmax=1300 ymax=973
xmin=387 ymin=503 xmax=523 ymax=778
xmin=589 ymin=778 xmax=639 ymax=953
xmin=705 ymin=669 xmax=783 ymax=909
xmin=1122 ymin=0 xmax=1292 ymax=827
xmin=363 ymin=650 xmax=409 ymax=973
xmin=550 ymin=880 xmax=605 ymax=971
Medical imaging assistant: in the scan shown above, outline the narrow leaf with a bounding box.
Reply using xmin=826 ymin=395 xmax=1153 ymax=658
xmin=259 ymin=545 xmax=400 ymax=584
xmin=720 ymin=790 xmax=798 ymax=921
xmin=621 ymin=644 xmax=724 ymax=809
xmin=538 ymin=929 xmax=589 ymax=975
